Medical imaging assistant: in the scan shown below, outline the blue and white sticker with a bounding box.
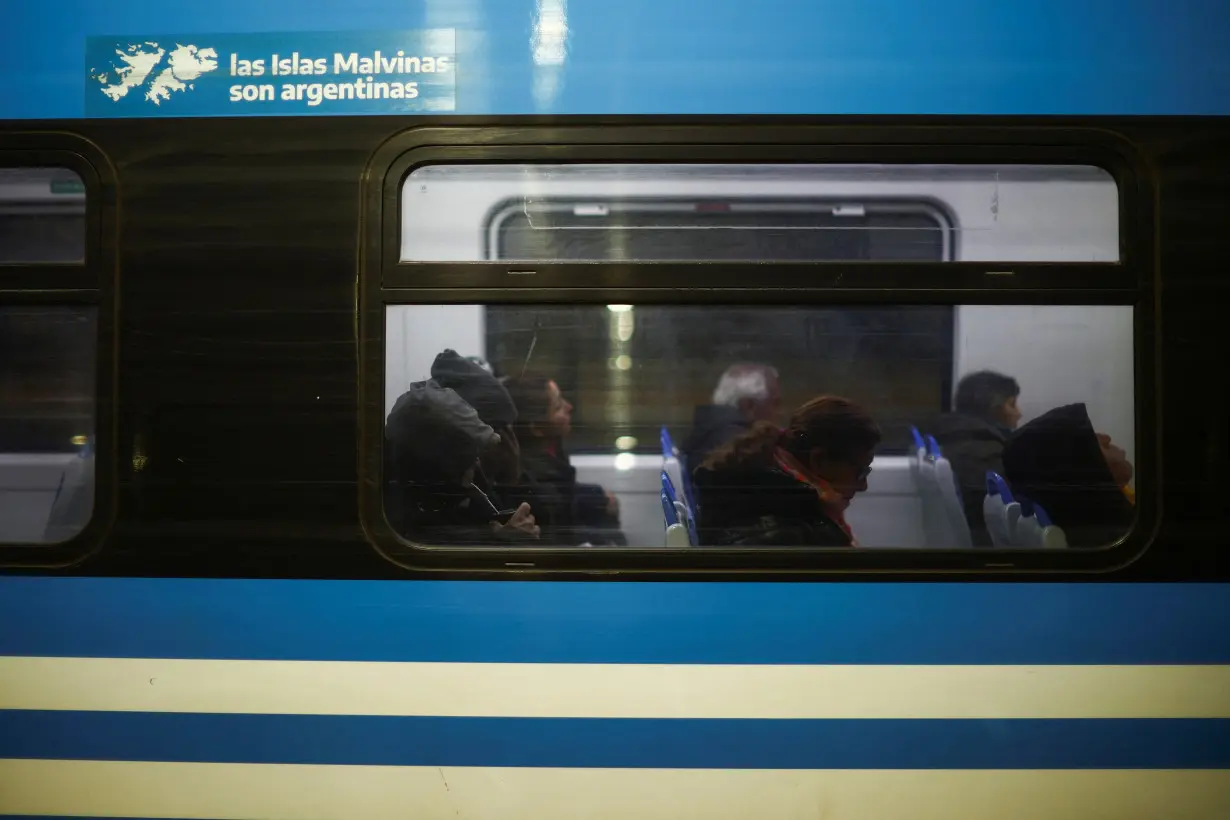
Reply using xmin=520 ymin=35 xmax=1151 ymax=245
xmin=85 ymin=30 xmax=455 ymax=117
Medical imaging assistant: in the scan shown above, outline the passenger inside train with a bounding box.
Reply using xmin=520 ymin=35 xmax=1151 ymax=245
xmin=930 ymin=371 xmax=1022 ymax=545
xmin=691 ymin=396 xmax=880 ymax=547
xmin=503 ymin=374 xmax=627 ymax=546
xmin=429 ymin=349 xmax=523 ymax=487
xmin=1003 ymin=403 xmax=1136 ymax=547
xmin=681 ymin=363 xmax=782 ymax=471
xmin=384 ymin=379 xmax=540 ymax=545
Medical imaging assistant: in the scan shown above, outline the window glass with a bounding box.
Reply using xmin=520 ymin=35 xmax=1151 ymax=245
xmin=0 ymin=306 xmax=97 ymax=543
xmin=482 ymin=305 xmax=952 ymax=455
xmin=399 ymin=163 xmax=1119 ymax=263
xmin=494 ymin=204 xmax=947 ymax=262
xmin=0 ymin=168 xmax=86 ymax=264
xmin=383 ymin=303 xmax=1134 ymax=551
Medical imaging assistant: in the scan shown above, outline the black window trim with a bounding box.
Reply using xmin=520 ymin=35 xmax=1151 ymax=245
xmin=360 ymin=122 xmax=1155 ymax=577
xmin=0 ymin=134 xmax=118 ymax=568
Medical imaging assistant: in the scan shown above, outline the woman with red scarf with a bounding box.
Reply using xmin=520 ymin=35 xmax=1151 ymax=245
xmin=692 ymin=396 xmax=880 ymax=547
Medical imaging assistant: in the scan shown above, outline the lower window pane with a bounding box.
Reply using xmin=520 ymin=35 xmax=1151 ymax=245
xmin=0 ymin=306 xmax=97 ymax=543
xmin=384 ymin=304 xmax=1134 ymax=551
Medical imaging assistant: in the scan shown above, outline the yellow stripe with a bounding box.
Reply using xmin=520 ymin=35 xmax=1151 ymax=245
xmin=0 ymin=760 xmax=1227 ymax=819
xmin=2 ymin=657 xmax=1229 ymax=718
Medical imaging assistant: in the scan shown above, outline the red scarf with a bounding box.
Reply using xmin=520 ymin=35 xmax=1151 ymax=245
xmin=773 ymin=448 xmax=859 ymax=546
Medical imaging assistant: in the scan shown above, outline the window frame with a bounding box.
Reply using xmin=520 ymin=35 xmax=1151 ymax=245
xmin=360 ymin=123 xmax=1155 ymax=576
xmin=0 ymin=134 xmax=118 ymax=568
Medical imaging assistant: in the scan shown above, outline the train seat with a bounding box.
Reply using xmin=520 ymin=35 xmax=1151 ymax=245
xmin=983 ymin=472 xmax=1019 ymax=547
xmin=1011 ymin=498 xmax=1068 ymax=549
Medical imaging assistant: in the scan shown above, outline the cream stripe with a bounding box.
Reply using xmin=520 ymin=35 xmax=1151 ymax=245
xmin=2 ymin=657 xmax=1229 ymax=719
xmin=0 ymin=760 xmax=1228 ymax=820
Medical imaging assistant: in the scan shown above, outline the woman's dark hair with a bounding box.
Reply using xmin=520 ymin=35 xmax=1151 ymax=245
xmin=502 ymin=373 xmax=553 ymax=441
xmin=701 ymin=395 xmax=880 ymax=472
xmin=954 ymin=370 xmax=1020 ymax=422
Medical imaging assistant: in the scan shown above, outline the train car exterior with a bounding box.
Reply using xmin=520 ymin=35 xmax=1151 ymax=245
xmin=2 ymin=1 xmax=1229 ymax=818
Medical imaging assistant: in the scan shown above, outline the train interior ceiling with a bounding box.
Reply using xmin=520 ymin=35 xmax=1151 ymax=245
xmin=3 ymin=160 xmax=1134 ymax=551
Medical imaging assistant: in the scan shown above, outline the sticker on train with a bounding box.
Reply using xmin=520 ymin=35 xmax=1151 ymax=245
xmin=84 ymin=30 xmax=455 ymax=117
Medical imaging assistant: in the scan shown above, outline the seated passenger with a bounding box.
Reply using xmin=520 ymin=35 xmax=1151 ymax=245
xmin=930 ymin=371 xmax=1021 ymax=546
xmin=384 ymin=380 xmax=539 ymax=545
xmin=692 ymin=396 xmax=880 ymax=547
xmin=503 ymin=374 xmax=626 ymax=546
xmin=430 ymin=349 xmax=522 ymax=487
xmin=1002 ymin=402 xmax=1135 ymax=547
xmin=682 ymin=363 xmax=781 ymax=470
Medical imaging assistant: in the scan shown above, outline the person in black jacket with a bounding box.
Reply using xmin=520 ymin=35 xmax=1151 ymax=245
xmin=930 ymin=371 xmax=1022 ymax=545
xmin=430 ymin=349 xmax=523 ymax=488
xmin=384 ymin=380 xmax=539 ymax=545
xmin=503 ymin=374 xmax=626 ymax=546
xmin=692 ymin=395 xmax=881 ymax=547
xmin=681 ymin=363 xmax=781 ymax=471
xmin=1002 ymin=402 xmax=1135 ymax=547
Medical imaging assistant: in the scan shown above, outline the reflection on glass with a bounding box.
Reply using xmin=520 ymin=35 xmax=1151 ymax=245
xmin=0 ymin=306 xmax=97 ymax=543
xmin=384 ymin=304 xmax=1134 ymax=551
xmin=531 ymin=0 xmax=567 ymax=108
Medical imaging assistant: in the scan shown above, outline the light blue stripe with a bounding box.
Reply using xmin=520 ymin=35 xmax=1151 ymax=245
xmin=2 ymin=711 xmax=1228 ymax=769
xmin=1 ymin=579 xmax=1228 ymax=664
xmin=1 ymin=0 xmax=1228 ymax=118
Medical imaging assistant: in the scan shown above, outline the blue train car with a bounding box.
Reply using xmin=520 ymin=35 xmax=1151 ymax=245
xmin=1 ymin=1 xmax=1228 ymax=817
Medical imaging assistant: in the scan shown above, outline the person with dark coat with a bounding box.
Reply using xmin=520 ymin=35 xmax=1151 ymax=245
xmin=692 ymin=396 xmax=880 ymax=547
xmin=430 ymin=349 xmax=522 ymax=487
xmin=384 ymin=380 xmax=539 ymax=545
xmin=1002 ymin=402 xmax=1135 ymax=548
xmin=930 ymin=371 xmax=1022 ymax=546
xmin=503 ymin=374 xmax=626 ymax=546
xmin=681 ymin=363 xmax=781 ymax=471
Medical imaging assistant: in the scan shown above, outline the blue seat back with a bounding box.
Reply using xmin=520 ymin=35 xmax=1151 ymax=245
xmin=661 ymin=484 xmax=679 ymax=527
xmin=661 ymin=469 xmax=697 ymax=546
xmin=1012 ymin=496 xmax=1067 ymax=549
xmin=660 ymin=426 xmax=677 ymax=460
xmin=982 ymin=471 xmax=1018 ymax=547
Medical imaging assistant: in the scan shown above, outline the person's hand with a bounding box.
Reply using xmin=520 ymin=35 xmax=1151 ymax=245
xmin=1096 ymin=433 xmax=1134 ymax=487
xmin=604 ymin=490 xmax=620 ymax=519
xmin=493 ymin=502 xmax=540 ymax=539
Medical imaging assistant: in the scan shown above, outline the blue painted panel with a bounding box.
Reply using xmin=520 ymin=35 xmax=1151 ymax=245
xmin=1 ymin=578 xmax=1228 ymax=664
xmin=1 ymin=0 xmax=1228 ymax=118
xmin=3 ymin=711 xmax=1228 ymax=769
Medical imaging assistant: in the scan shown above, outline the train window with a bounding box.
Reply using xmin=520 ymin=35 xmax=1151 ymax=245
xmin=383 ymin=302 xmax=1135 ymax=551
xmin=399 ymin=163 xmax=1120 ymax=263
xmin=0 ymin=168 xmax=86 ymax=264
xmin=0 ymin=306 xmax=97 ymax=543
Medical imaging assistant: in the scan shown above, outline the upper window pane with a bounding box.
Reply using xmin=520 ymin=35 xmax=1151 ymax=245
xmin=400 ymin=163 xmax=1120 ymax=263
xmin=0 ymin=306 xmax=96 ymax=543
xmin=0 ymin=168 xmax=86 ymax=264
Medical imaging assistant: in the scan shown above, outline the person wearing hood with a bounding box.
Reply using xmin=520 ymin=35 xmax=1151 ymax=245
xmin=682 ymin=363 xmax=781 ymax=473
xmin=692 ymin=395 xmax=880 ymax=547
xmin=1002 ymin=402 xmax=1135 ymax=548
xmin=503 ymin=373 xmax=626 ymax=546
xmin=430 ymin=349 xmax=522 ymax=488
xmin=930 ymin=371 xmax=1022 ymax=546
xmin=384 ymin=380 xmax=539 ymax=545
